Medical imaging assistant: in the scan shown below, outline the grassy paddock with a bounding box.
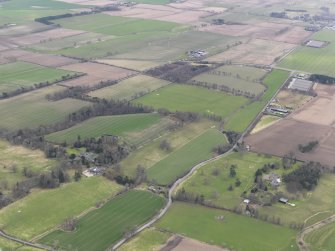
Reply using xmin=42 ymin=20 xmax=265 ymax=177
xmin=45 ymin=114 xmax=161 ymax=144
xmin=118 ymin=228 xmax=170 ymax=251
xmin=134 ymin=84 xmax=248 ymax=119
xmin=304 ymin=220 xmax=335 ymax=251
xmin=0 ymin=61 xmax=76 ymax=94
xmin=0 ymin=236 xmax=41 ymax=251
xmin=0 ymin=140 xmax=55 ymax=194
xmin=191 ymin=65 xmax=266 ymax=96
xmin=0 ymin=85 xmax=90 ymax=130
xmin=279 ymin=29 xmax=335 ymax=77
xmin=157 ymin=202 xmax=298 ymax=251
xmin=39 ymin=190 xmax=166 ymax=251
xmin=147 ymin=129 xmax=227 ymax=185
xmin=121 ymin=119 xmax=216 ymax=178
xmin=0 ymin=177 xmax=122 ymax=239
xmin=55 ymin=14 xmax=180 ymax=36
xmin=180 ymin=152 xmax=282 ymax=209
xmin=88 ymin=75 xmax=170 ymax=101
xmin=30 ymin=32 xmax=113 ymax=51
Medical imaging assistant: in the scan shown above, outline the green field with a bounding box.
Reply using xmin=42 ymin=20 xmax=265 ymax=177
xmin=109 ymin=31 xmax=240 ymax=61
xmin=259 ymin=173 xmax=335 ymax=226
xmin=251 ymin=115 xmax=281 ymax=134
xmin=40 ymin=190 xmax=166 ymax=251
xmin=190 ymin=65 xmax=266 ymax=96
xmin=55 ymin=32 xmax=170 ymax=59
xmin=30 ymin=32 xmax=113 ymax=51
xmin=279 ymin=29 xmax=335 ymax=77
xmin=180 ymin=152 xmax=282 ymax=209
xmin=157 ymin=202 xmax=298 ymax=251
xmin=121 ymin=119 xmax=216 ymax=177
xmin=45 ymin=113 xmax=162 ymax=144
xmin=0 ymin=61 xmax=76 ymax=94
xmin=0 ymin=177 xmax=122 ymax=240
xmin=0 ymin=85 xmax=90 ymax=130
xmin=55 ymin=30 xmax=237 ymax=62
xmin=118 ymin=228 xmax=170 ymax=251
xmin=0 ymin=140 xmax=55 ymax=194
xmin=224 ymin=69 xmax=289 ymax=132
xmin=134 ymin=84 xmax=249 ymax=119
xmin=304 ymin=221 xmax=335 ymax=251
xmin=0 ymin=0 xmax=82 ymax=26
xmin=55 ymin=14 xmax=180 ymax=36
xmin=88 ymin=75 xmax=171 ymax=101
xmin=147 ymin=129 xmax=227 ymax=185
xmin=0 ymin=0 xmax=83 ymax=10
xmin=0 ymin=236 xmax=40 ymax=251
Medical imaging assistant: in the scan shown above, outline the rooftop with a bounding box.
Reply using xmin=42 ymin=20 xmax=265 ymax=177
xmin=288 ymin=78 xmax=314 ymax=92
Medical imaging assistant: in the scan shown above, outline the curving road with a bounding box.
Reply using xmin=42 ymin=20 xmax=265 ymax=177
xmin=109 ymin=149 xmax=235 ymax=251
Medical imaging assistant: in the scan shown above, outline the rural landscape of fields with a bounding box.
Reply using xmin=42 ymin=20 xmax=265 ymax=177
xmin=0 ymin=0 xmax=335 ymax=251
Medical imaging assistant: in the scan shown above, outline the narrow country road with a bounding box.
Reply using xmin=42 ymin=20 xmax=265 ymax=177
xmin=0 ymin=230 xmax=53 ymax=250
xmin=110 ymin=149 xmax=236 ymax=251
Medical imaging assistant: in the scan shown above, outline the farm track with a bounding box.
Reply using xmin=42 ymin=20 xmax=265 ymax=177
xmin=297 ymin=214 xmax=335 ymax=251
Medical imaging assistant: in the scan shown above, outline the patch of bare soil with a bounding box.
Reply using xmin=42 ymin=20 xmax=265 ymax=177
xmin=60 ymin=62 xmax=136 ymax=87
xmin=160 ymin=236 xmax=229 ymax=251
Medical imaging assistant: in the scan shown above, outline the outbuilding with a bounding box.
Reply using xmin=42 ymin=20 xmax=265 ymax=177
xmin=279 ymin=198 xmax=289 ymax=204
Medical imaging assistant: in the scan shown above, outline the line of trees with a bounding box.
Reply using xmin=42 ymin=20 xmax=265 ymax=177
xmin=283 ymin=162 xmax=323 ymax=192
xmin=310 ymin=74 xmax=335 ymax=85
xmin=298 ymin=140 xmax=319 ymax=153
xmin=1 ymin=99 xmax=152 ymax=159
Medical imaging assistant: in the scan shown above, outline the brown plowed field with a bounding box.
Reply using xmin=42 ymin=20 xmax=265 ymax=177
xmin=168 ymin=237 xmax=228 ymax=251
xmin=60 ymin=75 xmax=105 ymax=88
xmin=60 ymin=62 xmax=136 ymax=87
xmin=245 ymin=84 xmax=335 ymax=166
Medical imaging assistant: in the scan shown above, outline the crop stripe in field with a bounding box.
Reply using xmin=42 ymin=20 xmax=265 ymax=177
xmin=43 ymin=191 xmax=165 ymax=251
xmin=71 ymin=194 xmax=161 ymax=247
xmin=60 ymin=194 xmax=152 ymax=248
xmin=149 ymin=128 xmax=212 ymax=165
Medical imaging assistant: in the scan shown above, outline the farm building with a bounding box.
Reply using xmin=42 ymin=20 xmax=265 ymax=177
xmin=288 ymin=78 xmax=314 ymax=92
xmin=79 ymin=152 xmax=97 ymax=163
xmin=187 ymin=50 xmax=208 ymax=58
xmin=263 ymin=173 xmax=281 ymax=187
xmin=266 ymin=105 xmax=289 ymax=116
xmin=306 ymin=40 xmax=326 ymax=48
xmin=279 ymin=198 xmax=289 ymax=204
